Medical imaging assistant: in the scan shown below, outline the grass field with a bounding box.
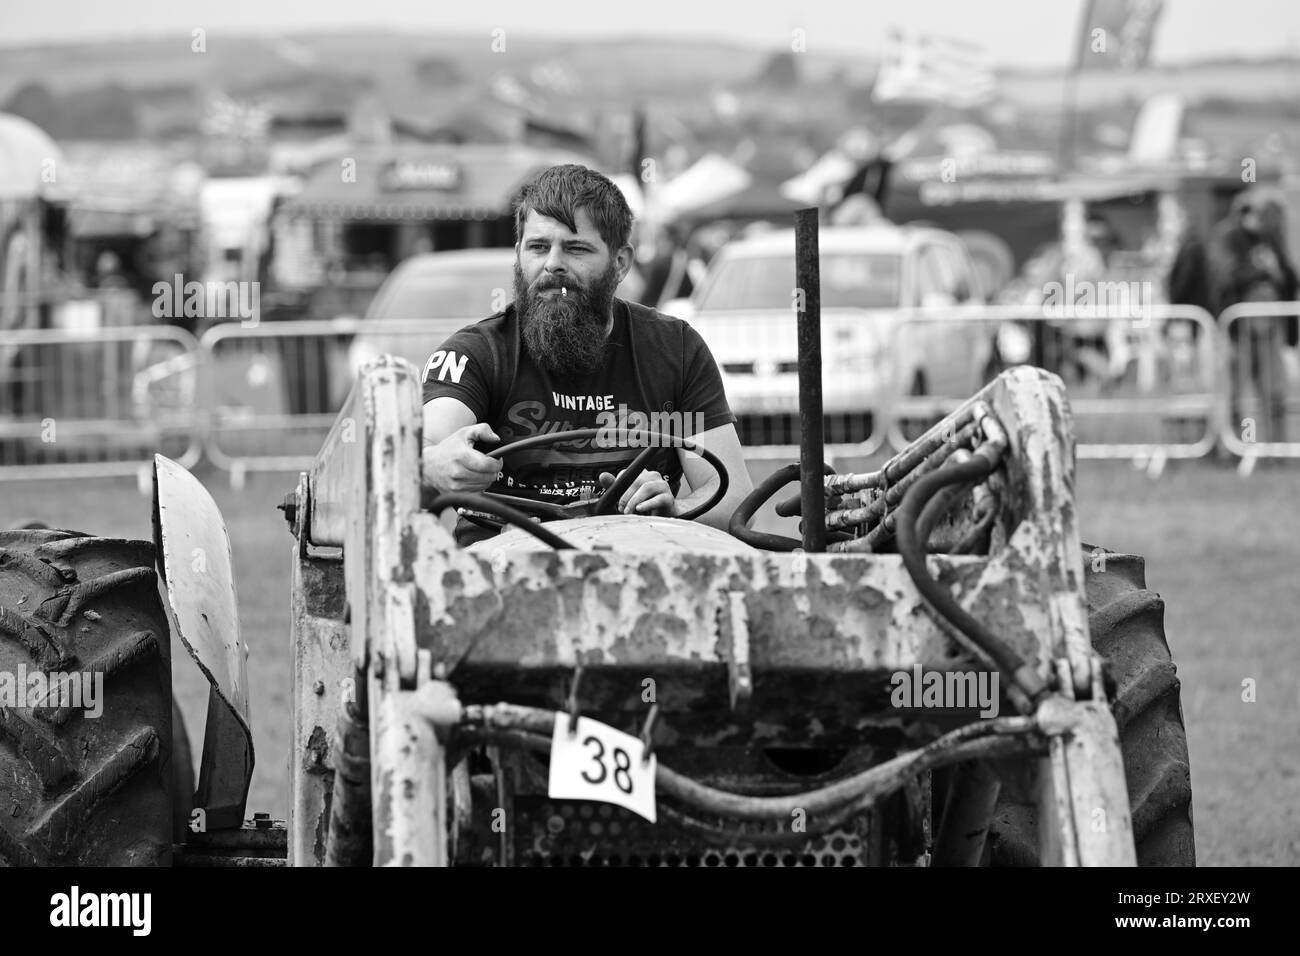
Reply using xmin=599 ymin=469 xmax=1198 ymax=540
xmin=2 ymin=456 xmax=1296 ymax=866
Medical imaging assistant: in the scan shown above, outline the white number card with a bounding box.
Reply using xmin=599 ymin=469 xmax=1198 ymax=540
xmin=548 ymin=714 xmax=657 ymax=822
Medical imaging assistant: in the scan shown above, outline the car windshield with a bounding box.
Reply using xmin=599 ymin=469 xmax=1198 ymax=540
xmin=698 ymin=253 xmax=902 ymax=311
xmin=368 ymin=263 xmax=511 ymax=320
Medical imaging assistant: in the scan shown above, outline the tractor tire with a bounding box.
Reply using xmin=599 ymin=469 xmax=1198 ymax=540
xmin=984 ymin=547 xmax=1195 ymax=866
xmin=0 ymin=528 xmax=178 ymax=866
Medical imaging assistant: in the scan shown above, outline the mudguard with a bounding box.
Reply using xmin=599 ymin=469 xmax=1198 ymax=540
xmin=153 ymin=454 xmax=254 ymax=830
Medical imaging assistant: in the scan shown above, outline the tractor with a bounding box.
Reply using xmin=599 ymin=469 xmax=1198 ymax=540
xmin=0 ymin=216 xmax=1193 ymax=867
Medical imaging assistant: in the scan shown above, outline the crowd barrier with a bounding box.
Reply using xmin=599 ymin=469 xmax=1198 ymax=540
xmin=1 ymin=302 xmax=1298 ymax=482
xmin=886 ymin=304 xmax=1225 ymax=474
xmin=198 ymin=317 xmax=468 ymax=480
xmin=0 ymin=324 xmax=200 ymax=481
xmin=1217 ymin=302 xmax=1300 ymax=470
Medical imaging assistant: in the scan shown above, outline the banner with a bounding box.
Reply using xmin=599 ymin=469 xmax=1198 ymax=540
xmin=873 ymin=31 xmax=996 ymax=108
xmin=1075 ymin=0 xmax=1165 ymax=71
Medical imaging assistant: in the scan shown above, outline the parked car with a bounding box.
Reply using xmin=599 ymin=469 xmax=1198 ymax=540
xmin=665 ymin=224 xmax=995 ymax=443
xmin=344 ymin=249 xmax=519 ymax=381
xmin=344 ymin=248 xmax=645 ymax=390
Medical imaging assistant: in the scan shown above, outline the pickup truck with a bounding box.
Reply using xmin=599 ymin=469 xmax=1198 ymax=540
xmin=662 ymin=223 xmax=995 ymax=445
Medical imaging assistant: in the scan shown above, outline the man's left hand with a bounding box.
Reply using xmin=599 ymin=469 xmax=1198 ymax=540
xmin=597 ymin=469 xmax=677 ymax=516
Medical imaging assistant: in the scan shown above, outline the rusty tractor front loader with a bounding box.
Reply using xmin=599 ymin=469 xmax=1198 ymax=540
xmin=271 ymin=351 xmax=1192 ymax=867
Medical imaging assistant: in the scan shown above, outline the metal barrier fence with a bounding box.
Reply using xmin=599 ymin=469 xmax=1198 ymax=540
xmin=1 ymin=288 xmax=167 ymax=334
xmin=1 ymin=302 xmax=1298 ymax=481
xmin=886 ymin=304 xmax=1224 ymax=471
xmin=0 ymin=324 xmax=201 ymax=480
xmin=200 ymin=318 xmax=471 ymax=480
xmin=1218 ymin=302 xmax=1300 ymax=470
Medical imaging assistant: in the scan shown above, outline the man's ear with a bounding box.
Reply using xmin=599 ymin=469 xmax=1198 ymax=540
xmin=615 ymin=243 xmax=635 ymax=283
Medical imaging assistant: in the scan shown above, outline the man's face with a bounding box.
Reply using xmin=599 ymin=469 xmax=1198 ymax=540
xmin=515 ymin=208 xmax=630 ymax=382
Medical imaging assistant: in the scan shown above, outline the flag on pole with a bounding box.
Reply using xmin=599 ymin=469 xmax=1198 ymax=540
xmin=872 ymin=31 xmax=997 ymax=108
xmin=1075 ymin=0 xmax=1165 ymax=72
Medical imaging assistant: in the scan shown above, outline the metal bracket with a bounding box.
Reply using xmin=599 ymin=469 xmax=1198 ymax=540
xmin=717 ymin=590 xmax=751 ymax=712
xmin=291 ymin=472 xmax=344 ymax=563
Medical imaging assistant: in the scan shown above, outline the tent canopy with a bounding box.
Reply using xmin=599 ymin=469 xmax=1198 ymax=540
xmin=281 ymin=143 xmax=593 ymax=222
xmin=0 ymin=113 xmax=65 ymax=202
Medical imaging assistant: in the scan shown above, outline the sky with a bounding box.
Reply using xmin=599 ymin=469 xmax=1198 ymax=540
xmin=2 ymin=0 xmax=1298 ymax=68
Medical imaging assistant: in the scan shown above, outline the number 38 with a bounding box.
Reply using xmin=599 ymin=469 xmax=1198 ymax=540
xmin=580 ymin=735 xmax=634 ymax=794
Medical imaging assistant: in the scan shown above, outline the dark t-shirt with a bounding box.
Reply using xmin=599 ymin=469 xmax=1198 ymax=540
xmin=422 ymin=297 xmax=735 ymax=541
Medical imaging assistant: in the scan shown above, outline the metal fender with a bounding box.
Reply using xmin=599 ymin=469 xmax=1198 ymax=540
xmin=152 ymin=454 xmax=254 ymax=830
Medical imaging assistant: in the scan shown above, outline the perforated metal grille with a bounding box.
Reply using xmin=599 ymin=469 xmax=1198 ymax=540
xmin=515 ymin=798 xmax=865 ymax=866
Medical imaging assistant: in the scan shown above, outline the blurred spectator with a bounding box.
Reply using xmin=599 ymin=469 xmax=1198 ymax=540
xmin=1168 ymin=229 xmax=1213 ymax=317
xmin=1207 ymin=188 xmax=1298 ymax=444
xmin=94 ymin=251 xmax=140 ymax=328
xmin=1082 ymin=216 xmax=1119 ymax=272
xmin=94 ymin=251 xmax=132 ymax=291
xmin=637 ymin=227 xmax=681 ymax=307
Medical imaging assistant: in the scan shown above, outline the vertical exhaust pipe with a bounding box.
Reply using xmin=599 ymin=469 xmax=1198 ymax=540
xmin=795 ymin=208 xmax=826 ymax=553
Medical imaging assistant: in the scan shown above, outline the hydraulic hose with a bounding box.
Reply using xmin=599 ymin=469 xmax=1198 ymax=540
xmin=424 ymin=492 xmax=576 ymax=550
xmin=892 ymin=457 xmax=1050 ymax=709
xmin=454 ymin=703 xmax=1042 ymax=824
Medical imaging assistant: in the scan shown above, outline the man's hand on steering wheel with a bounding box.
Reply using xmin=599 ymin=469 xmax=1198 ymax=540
xmin=422 ymin=427 xmax=728 ymax=524
xmin=597 ymin=468 xmax=676 ymax=517
xmin=421 ymin=423 xmax=501 ymax=493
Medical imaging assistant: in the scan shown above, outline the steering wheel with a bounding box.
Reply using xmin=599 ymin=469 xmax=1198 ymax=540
xmin=452 ymin=427 xmax=730 ymax=523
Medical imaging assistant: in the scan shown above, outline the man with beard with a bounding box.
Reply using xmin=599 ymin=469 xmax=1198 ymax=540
xmin=421 ymin=164 xmax=752 ymax=544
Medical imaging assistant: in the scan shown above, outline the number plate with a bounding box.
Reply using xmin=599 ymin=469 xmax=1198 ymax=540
xmin=548 ymin=714 xmax=657 ymax=822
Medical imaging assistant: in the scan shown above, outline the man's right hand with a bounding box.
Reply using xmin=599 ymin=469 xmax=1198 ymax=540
xmin=421 ymin=423 xmax=501 ymax=493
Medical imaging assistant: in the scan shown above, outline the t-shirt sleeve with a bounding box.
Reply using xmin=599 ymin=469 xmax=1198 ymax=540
xmin=679 ymin=322 xmax=737 ymax=431
xmin=420 ymin=328 xmax=494 ymax=418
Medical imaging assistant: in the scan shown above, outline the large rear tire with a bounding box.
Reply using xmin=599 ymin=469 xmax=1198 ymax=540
xmin=985 ymin=546 xmax=1196 ymax=866
xmin=0 ymin=528 xmax=178 ymax=865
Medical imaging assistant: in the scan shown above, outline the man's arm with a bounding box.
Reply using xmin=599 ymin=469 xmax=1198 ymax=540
xmin=421 ymin=396 xmax=500 ymax=494
xmin=675 ymin=422 xmax=753 ymax=532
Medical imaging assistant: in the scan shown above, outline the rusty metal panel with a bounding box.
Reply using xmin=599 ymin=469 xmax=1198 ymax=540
xmin=370 ymin=674 xmax=449 ymax=867
xmin=394 ymin=526 xmax=1075 ymax=751
xmin=1035 ymin=698 xmax=1137 ymax=867
xmin=470 ymin=514 xmax=758 ymax=558
xmin=308 ymin=358 xmax=454 ymax=865
xmin=287 ymin=552 xmax=349 ymax=867
xmin=981 ymin=367 xmax=1093 ymax=697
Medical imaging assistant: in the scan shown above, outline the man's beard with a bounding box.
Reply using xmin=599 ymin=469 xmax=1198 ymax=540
xmin=516 ymin=261 xmax=619 ymax=382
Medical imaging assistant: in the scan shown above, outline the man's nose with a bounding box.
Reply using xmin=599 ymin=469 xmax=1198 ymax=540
xmin=542 ymin=244 xmax=568 ymax=275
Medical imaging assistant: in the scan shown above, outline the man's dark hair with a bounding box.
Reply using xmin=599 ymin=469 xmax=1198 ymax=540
xmin=514 ymin=164 xmax=633 ymax=253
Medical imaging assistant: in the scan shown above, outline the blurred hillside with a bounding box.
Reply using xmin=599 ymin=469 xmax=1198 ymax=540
xmin=2 ymin=31 xmax=1296 ymax=176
